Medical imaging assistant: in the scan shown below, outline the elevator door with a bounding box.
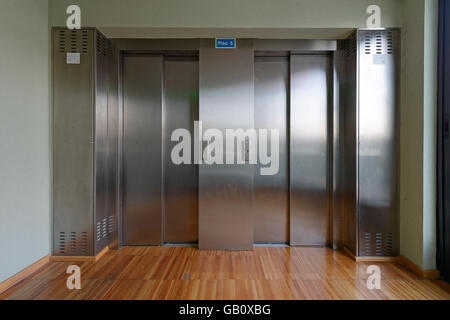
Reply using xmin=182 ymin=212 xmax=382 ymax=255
xmin=122 ymin=54 xmax=199 ymax=245
xmin=163 ymin=56 xmax=199 ymax=243
xmin=254 ymin=56 xmax=289 ymax=243
xmin=290 ymin=54 xmax=330 ymax=246
xmin=122 ymin=54 xmax=163 ymax=245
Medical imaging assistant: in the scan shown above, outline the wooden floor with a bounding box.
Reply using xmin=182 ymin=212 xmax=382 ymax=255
xmin=1 ymin=246 xmax=449 ymax=300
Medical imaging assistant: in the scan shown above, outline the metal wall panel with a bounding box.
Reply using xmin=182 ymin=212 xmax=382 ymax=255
xmin=163 ymin=56 xmax=199 ymax=243
xmin=331 ymin=49 xmax=344 ymax=249
xmin=122 ymin=54 xmax=163 ymax=245
xmin=341 ymin=32 xmax=358 ymax=255
xmin=357 ymin=30 xmax=400 ymax=256
xmin=438 ymin=0 xmax=450 ymax=282
xmin=254 ymin=56 xmax=289 ymax=243
xmin=107 ymin=40 xmax=119 ymax=249
xmin=94 ymin=31 xmax=111 ymax=254
xmin=53 ymin=29 xmax=95 ymax=256
xmin=290 ymin=54 xmax=330 ymax=246
xmin=53 ymin=28 xmax=114 ymax=256
xmin=199 ymin=39 xmax=254 ymax=250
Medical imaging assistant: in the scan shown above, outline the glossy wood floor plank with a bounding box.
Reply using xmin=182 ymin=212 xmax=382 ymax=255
xmin=1 ymin=247 xmax=449 ymax=300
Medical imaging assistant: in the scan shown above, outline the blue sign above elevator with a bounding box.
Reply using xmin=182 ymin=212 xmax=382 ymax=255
xmin=215 ymin=38 xmax=236 ymax=49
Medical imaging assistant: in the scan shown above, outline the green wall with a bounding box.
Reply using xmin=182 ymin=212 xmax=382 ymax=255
xmin=49 ymin=0 xmax=402 ymax=28
xmin=400 ymin=0 xmax=438 ymax=270
xmin=0 ymin=0 xmax=50 ymax=282
xmin=422 ymin=0 xmax=438 ymax=271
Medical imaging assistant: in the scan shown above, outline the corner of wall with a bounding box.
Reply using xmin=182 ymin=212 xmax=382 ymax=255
xmin=422 ymin=0 xmax=438 ymax=271
xmin=399 ymin=0 xmax=438 ymax=270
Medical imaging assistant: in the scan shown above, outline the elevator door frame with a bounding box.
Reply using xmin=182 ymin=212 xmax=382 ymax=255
xmin=112 ymin=39 xmax=338 ymax=249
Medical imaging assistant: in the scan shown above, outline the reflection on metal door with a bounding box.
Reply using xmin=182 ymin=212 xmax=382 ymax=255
xmin=254 ymin=56 xmax=289 ymax=243
xmin=122 ymin=55 xmax=162 ymax=245
xmin=163 ymin=56 xmax=199 ymax=243
xmin=290 ymin=54 xmax=330 ymax=246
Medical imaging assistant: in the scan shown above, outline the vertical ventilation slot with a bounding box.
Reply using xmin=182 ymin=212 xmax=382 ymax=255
xmin=58 ymin=232 xmax=66 ymax=254
xmin=341 ymin=32 xmax=357 ymax=58
xmin=96 ymin=32 xmax=111 ymax=57
xmin=349 ymin=32 xmax=357 ymax=56
xmin=364 ymin=232 xmax=372 ymax=256
xmin=82 ymin=30 xmax=88 ymax=53
xmin=102 ymin=217 xmax=107 ymax=238
xmin=70 ymin=30 xmax=78 ymax=53
xmin=384 ymin=232 xmax=393 ymax=256
xmin=375 ymin=232 xmax=383 ymax=256
xmin=107 ymin=215 xmax=116 ymax=234
xmin=386 ymin=31 xmax=394 ymax=54
xmin=375 ymin=32 xmax=383 ymax=55
xmin=96 ymin=221 xmax=101 ymax=242
xmin=58 ymin=30 xmax=66 ymax=53
xmin=70 ymin=231 xmax=77 ymax=254
xmin=364 ymin=32 xmax=372 ymax=55
xmin=81 ymin=232 xmax=88 ymax=255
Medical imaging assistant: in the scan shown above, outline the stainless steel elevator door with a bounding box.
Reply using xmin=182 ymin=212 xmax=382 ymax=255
xmin=163 ymin=56 xmax=199 ymax=243
xmin=254 ymin=56 xmax=289 ymax=243
xmin=122 ymin=55 xmax=163 ymax=245
xmin=290 ymin=54 xmax=330 ymax=246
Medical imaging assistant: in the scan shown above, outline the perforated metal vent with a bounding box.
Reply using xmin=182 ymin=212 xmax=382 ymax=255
xmin=339 ymin=32 xmax=357 ymax=59
xmin=348 ymin=32 xmax=357 ymax=57
xmin=363 ymin=232 xmax=394 ymax=256
xmin=363 ymin=30 xmax=395 ymax=55
xmin=363 ymin=232 xmax=371 ymax=256
xmin=96 ymin=221 xmax=101 ymax=242
xmin=384 ymin=232 xmax=393 ymax=256
xmin=107 ymin=215 xmax=116 ymax=234
xmin=57 ymin=231 xmax=88 ymax=255
xmin=80 ymin=232 xmax=88 ymax=255
xmin=58 ymin=231 xmax=66 ymax=254
xmin=102 ymin=217 xmax=107 ymax=238
xmin=95 ymin=217 xmax=108 ymax=242
xmin=96 ymin=32 xmax=112 ymax=57
xmin=57 ymin=29 xmax=89 ymax=54
xmin=70 ymin=231 xmax=77 ymax=253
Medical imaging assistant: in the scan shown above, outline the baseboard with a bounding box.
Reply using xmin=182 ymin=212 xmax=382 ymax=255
xmin=49 ymin=255 xmax=96 ymax=262
xmin=343 ymin=246 xmax=399 ymax=262
xmin=94 ymin=246 xmax=109 ymax=262
xmin=0 ymin=255 xmax=50 ymax=294
xmin=398 ymin=255 xmax=440 ymax=280
xmin=50 ymin=245 xmax=109 ymax=262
